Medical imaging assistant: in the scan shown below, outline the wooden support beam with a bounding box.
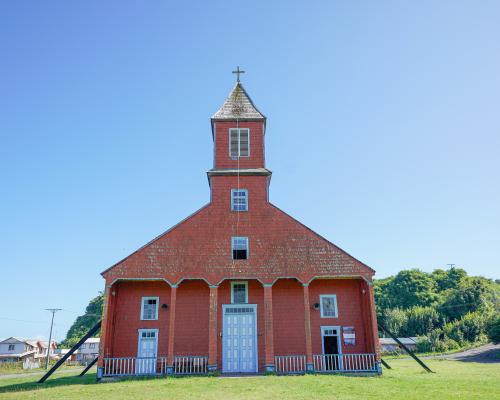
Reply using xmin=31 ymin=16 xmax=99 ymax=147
xmin=378 ymin=322 xmax=434 ymax=373
xmin=38 ymin=321 xmax=101 ymax=383
xmin=380 ymin=358 xmax=392 ymax=369
xmin=79 ymin=357 xmax=99 ymax=376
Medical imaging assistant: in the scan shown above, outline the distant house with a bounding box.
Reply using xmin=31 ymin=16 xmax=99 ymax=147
xmin=379 ymin=337 xmax=418 ymax=353
xmin=0 ymin=337 xmax=38 ymax=363
xmin=34 ymin=340 xmax=58 ymax=360
xmin=54 ymin=348 xmax=77 ymax=362
xmin=76 ymin=338 xmax=99 ymax=363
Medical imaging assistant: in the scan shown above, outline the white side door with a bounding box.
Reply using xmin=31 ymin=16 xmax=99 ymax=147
xmin=136 ymin=329 xmax=158 ymax=374
xmin=222 ymin=305 xmax=257 ymax=373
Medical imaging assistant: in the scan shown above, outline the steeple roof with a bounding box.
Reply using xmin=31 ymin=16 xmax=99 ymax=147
xmin=212 ymin=82 xmax=265 ymax=120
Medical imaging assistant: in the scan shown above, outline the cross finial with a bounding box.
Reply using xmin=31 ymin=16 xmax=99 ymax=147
xmin=232 ymin=66 xmax=245 ymax=82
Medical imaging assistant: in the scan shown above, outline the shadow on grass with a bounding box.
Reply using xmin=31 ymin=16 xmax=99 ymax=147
xmin=452 ymin=348 xmax=500 ymax=363
xmin=0 ymin=373 xmax=97 ymax=394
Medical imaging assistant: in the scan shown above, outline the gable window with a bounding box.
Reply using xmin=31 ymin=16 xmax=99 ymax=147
xmin=8 ymin=344 xmax=15 ymax=351
xmin=89 ymin=343 xmax=95 ymax=349
xmin=141 ymin=296 xmax=159 ymax=320
xmin=232 ymin=237 xmax=248 ymax=260
xmin=320 ymin=295 xmax=338 ymax=318
xmin=231 ymin=281 xmax=248 ymax=304
xmin=229 ymin=128 xmax=250 ymax=157
xmin=231 ymin=189 xmax=248 ymax=211
xmin=80 ymin=344 xmax=86 ymax=349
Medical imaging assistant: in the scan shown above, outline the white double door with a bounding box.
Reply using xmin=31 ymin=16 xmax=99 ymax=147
xmin=136 ymin=329 xmax=158 ymax=374
xmin=222 ymin=304 xmax=258 ymax=373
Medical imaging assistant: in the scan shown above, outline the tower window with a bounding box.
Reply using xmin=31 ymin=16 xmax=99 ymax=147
xmin=232 ymin=237 xmax=248 ymax=260
xmin=229 ymin=128 xmax=250 ymax=157
xmin=231 ymin=189 xmax=248 ymax=211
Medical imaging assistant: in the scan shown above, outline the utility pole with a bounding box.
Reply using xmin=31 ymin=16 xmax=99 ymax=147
xmin=447 ymin=263 xmax=456 ymax=269
xmin=44 ymin=308 xmax=61 ymax=370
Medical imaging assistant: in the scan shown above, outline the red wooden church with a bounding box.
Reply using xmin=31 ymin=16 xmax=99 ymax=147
xmin=98 ymin=73 xmax=381 ymax=378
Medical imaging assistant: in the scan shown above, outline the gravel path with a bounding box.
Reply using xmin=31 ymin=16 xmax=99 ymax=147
xmin=430 ymin=343 xmax=500 ymax=363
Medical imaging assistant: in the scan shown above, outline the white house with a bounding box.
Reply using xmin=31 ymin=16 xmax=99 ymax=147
xmin=76 ymin=338 xmax=99 ymax=363
xmin=35 ymin=340 xmax=57 ymax=360
xmin=0 ymin=337 xmax=58 ymax=363
xmin=0 ymin=337 xmax=37 ymax=363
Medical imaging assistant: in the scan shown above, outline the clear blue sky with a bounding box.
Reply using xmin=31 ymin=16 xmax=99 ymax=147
xmin=1 ymin=1 xmax=499 ymax=341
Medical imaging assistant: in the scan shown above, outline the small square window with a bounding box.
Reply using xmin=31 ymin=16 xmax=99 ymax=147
xmin=232 ymin=237 xmax=248 ymax=260
xmin=231 ymin=189 xmax=248 ymax=211
xmin=8 ymin=344 xmax=15 ymax=351
xmin=231 ymin=282 xmax=248 ymax=304
xmin=89 ymin=343 xmax=95 ymax=349
xmin=320 ymin=295 xmax=338 ymax=318
xmin=141 ymin=297 xmax=159 ymax=320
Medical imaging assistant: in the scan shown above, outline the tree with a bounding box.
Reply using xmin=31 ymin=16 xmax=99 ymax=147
xmin=487 ymin=315 xmax=500 ymax=344
xmin=382 ymin=269 xmax=438 ymax=309
xmin=402 ymin=306 xmax=441 ymax=337
xmin=432 ymin=267 xmax=467 ymax=292
xmin=60 ymin=293 xmax=103 ymax=348
xmin=438 ymin=278 xmax=490 ymax=321
xmin=380 ymin=308 xmax=408 ymax=337
xmin=374 ymin=276 xmax=394 ymax=317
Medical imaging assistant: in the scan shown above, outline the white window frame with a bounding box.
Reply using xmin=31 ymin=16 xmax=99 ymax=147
xmin=231 ymin=236 xmax=249 ymax=260
xmin=231 ymin=188 xmax=248 ymax=212
xmin=229 ymin=128 xmax=250 ymax=158
xmin=231 ymin=281 xmax=249 ymax=304
xmin=140 ymin=296 xmax=160 ymax=321
xmin=320 ymin=294 xmax=339 ymax=318
xmin=89 ymin=343 xmax=95 ymax=349
xmin=8 ymin=344 xmax=15 ymax=351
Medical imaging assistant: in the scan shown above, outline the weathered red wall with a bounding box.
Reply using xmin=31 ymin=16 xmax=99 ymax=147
xmin=109 ymin=281 xmax=171 ymax=358
xmin=103 ymin=277 xmax=376 ymax=366
xmin=213 ymin=121 xmax=265 ymax=170
xmin=102 ymin=199 xmax=373 ymax=286
xmin=174 ymin=280 xmax=209 ymax=356
xmin=309 ymin=279 xmax=368 ymax=355
xmin=272 ymin=279 xmax=306 ymax=356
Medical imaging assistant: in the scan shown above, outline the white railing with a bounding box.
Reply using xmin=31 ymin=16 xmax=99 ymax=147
xmin=103 ymin=357 xmax=168 ymax=376
xmin=313 ymin=353 xmax=376 ymax=373
xmin=275 ymin=355 xmax=307 ymax=375
xmin=173 ymin=356 xmax=208 ymax=375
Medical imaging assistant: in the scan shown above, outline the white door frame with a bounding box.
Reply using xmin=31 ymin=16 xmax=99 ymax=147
xmin=320 ymin=326 xmax=342 ymax=355
xmin=136 ymin=328 xmax=159 ymax=374
xmin=222 ymin=304 xmax=258 ymax=373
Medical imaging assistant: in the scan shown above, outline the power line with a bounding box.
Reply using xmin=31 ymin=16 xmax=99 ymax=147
xmin=0 ymin=316 xmax=70 ymax=329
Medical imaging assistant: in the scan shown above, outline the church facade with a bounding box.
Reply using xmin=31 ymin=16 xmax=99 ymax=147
xmin=98 ymin=78 xmax=381 ymax=378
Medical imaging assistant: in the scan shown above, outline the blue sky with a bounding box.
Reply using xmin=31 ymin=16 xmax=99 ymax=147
xmin=1 ymin=1 xmax=499 ymax=341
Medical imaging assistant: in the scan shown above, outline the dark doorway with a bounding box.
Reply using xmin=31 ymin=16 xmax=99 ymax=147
xmin=323 ymin=333 xmax=340 ymax=370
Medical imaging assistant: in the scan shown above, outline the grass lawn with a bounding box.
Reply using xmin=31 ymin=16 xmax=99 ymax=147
xmin=0 ymin=359 xmax=498 ymax=400
xmin=0 ymin=365 xmax=83 ymax=376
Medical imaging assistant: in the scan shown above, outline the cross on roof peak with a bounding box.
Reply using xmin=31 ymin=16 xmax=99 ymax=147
xmin=232 ymin=66 xmax=245 ymax=82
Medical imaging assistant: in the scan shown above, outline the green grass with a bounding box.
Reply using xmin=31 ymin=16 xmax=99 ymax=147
xmin=0 ymin=364 xmax=82 ymax=375
xmin=0 ymin=359 xmax=499 ymax=400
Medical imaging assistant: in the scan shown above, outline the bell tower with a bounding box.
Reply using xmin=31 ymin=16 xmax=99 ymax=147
xmin=208 ymin=70 xmax=271 ymax=206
